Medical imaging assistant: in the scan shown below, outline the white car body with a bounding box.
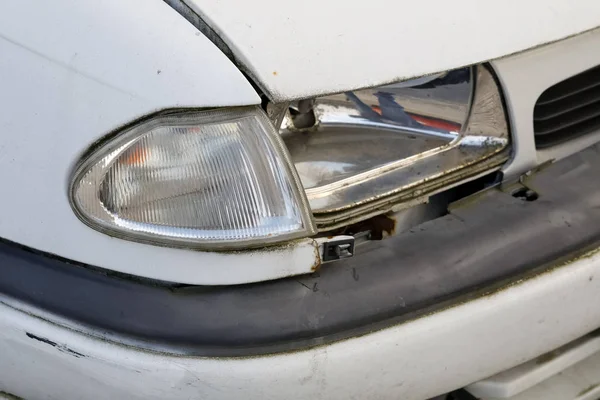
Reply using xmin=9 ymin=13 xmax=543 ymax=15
xmin=185 ymin=0 xmax=600 ymax=100
xmin=2 ymin=1 xmax=600 ymax=399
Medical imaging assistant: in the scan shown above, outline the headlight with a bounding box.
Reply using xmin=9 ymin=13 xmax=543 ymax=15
xmin=70 ymin=107 xmax=316 ymax=249
xmin=279 ymin=65 xmax=509 ymax=229
xmin=70 ymin=65 xmax=508 ymax=252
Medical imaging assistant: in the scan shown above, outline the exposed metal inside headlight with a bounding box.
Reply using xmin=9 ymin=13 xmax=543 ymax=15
xmin=70 ymin=107 xmax=316 ymax=249
xmin=278 ymin=65 xmax=509 ymax=229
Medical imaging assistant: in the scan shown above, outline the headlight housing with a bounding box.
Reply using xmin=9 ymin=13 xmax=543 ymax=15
xmin=70 ymin=65 xmax=509 ymax=250
xmin=70 ymin=107 xmax=316 ymax=249
xmin=280 ymin=65 xmax=509 ymax=229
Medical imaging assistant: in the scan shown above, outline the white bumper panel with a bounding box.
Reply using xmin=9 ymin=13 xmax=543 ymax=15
xmin=472 ymin=345 xmax=600 ymax=400
xmin=3 ymin=248 xmax=600 ymax=400
xmin=468 ymin=331 xmax=600 ymax=399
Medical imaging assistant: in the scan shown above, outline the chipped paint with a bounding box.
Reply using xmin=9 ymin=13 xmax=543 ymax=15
xmin=26 ymin=332 xmax=86 ymax=358
xmin=0 ymin=391 xmax=24 ymax=400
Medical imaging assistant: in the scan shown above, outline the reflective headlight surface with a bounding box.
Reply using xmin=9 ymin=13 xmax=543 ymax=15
xmin=279 ymin=66 xmax=509 ymax=228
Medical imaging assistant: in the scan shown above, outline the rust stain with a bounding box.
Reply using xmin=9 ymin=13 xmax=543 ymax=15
xmin=327 ymin=214 xmax=396 ymax=240
xmin=311 ymin=254 xmax=321 ymax=272
xmin=310 ymin=239 xmax=322 ymax=272
xmin=272 ymin=71 xmax=278 ymax=76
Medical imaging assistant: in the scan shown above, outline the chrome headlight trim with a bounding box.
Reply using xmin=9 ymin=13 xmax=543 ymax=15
xmin=277 ymin=65 xmax=510 ymax=229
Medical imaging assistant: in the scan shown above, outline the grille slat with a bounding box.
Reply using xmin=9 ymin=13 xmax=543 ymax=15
xmin=537 ymin=65 xmax=600 ymax=105
xmin=534 ymin=65 xmax=600 ymax=148
xmin=535 ymin=87 xmax=600 ymax=121
xmin=535 ymin=100 xmax=600 ymax=135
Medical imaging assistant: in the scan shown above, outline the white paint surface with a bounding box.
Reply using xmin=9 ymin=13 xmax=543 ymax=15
xmin=492 ymin=28 xmax=600 ymax=178
xmin=477 ymin=352 xmax=600 ymax=400
xmin=3 ymin=248 xmax=600 ymax=399
xmin=0 ymin=0 xmax=326 ymax=285
xmin=185 ymin=0 xmax=600 ymax=100
xmin=468 ymin=334 xmax=600 ymax=398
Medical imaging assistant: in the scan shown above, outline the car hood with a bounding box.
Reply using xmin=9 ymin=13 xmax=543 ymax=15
xmin=183 ymin=0 xmax=600 ymax=101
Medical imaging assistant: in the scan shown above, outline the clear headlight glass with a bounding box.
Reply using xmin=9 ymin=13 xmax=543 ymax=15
xmin=70 ymin=107 xmax=315 ymax=249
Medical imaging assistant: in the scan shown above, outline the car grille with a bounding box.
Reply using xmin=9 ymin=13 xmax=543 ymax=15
xmin=534 ymin=65 xmax=600 ymax=148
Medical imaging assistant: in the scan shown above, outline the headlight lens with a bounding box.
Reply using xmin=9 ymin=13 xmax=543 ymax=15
xmin=280 ymin=65 xmax=509 ymax=229
xmin=70 ymin=107 xmax=315 ymax=249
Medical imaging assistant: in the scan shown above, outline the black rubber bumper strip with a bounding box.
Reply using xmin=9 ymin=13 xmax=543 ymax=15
xmin=1 ymin=145 xmax=600 ymax=357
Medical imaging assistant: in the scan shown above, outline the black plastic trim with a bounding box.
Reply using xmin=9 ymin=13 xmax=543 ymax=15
xmin=1 ymin=145 xmax=600 ymax=356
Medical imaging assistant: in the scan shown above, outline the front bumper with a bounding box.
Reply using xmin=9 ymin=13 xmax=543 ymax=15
xmin=2 ymin=145 xmax=600 ymax=399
